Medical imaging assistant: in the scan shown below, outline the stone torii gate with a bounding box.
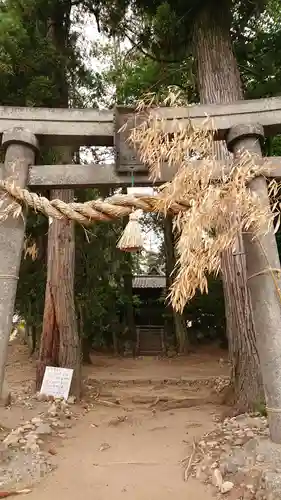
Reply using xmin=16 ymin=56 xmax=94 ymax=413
xmin=1 ymin=98 xmax=281 ymax=442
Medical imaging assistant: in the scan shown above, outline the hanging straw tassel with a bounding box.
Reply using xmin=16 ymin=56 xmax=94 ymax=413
xmin=117 ymin=211 xmax=143 ymax=252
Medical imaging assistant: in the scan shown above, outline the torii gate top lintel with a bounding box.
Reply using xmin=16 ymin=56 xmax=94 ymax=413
xmin=0 ymin=95 xmax=280 ymax=150
xmin=0 ymin=97 xmax=280 ymax=188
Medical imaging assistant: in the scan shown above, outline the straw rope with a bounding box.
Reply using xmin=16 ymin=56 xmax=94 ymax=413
xmin=0 ymin=180 xmax=191 ymax=224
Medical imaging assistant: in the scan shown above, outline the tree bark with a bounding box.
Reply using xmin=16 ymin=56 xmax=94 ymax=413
xmin=36 ymin=149 xmax=81 ymax=398
xmin=25 ymin=325 xmax=37 ymax=355
xmin=123 ymin=250 xmax=137 ymax=356
xmin=163 ymin=216 xmax=189 ymax=353
xmin=82 ymin=337 xmax=92 ymax=365
xmin=192 ymin=5 xmax=264 ymax=410
xmin=121 ymin=195 xmax=137 ymax=356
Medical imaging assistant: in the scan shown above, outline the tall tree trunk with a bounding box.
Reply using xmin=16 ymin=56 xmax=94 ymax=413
xmin=123 ymin=264 xmax=137 ymax=355
xmin=122 ymin=212 xmax=137 ymax=356
xmin=36 ymin=1 xmax=81 ymax=397
xmin=164 ymin=216 xmax=190 ymax=353
xmin=192 ymin=5 xmax=264 ymax=410
xmin=36 ymin=172 xmax=81 ymax=396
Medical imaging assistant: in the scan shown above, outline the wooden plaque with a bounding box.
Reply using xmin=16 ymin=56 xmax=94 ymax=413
xmin=114 ymin=106 xmax=149 ymax=173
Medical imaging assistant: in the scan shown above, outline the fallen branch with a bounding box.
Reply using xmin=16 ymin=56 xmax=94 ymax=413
xmin=149 ymin=396 xmax=161 ymax=408
xmin=0 ymin=490 xmax=31 ymax=498
xmin=93 ymin=461 xmax=161 ymax=466
xmin=95 ymin=398 xmax=121 ymax=407
xmin=181 ymin=441 xmax=197 ymax=482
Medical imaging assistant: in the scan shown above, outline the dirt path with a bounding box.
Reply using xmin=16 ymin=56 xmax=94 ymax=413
xmin=1 ymin=341 xmax=229 ymax=498
xmin=83 ymin=347 xmax=229 ymax=381
xmin=27 ymin=403 xmax=218 ymax=499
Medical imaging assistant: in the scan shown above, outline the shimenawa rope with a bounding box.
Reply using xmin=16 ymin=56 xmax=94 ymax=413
xmin=0 ymin=180 xmax=190 ymax=225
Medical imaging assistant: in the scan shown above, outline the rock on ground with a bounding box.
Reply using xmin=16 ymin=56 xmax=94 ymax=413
xmin=0 ymin=397 xmax=73 ymax=490
xmin=192 ymin=413 xmax=281 ymax=499
xmin=0 ymin=448 xmax=54 ymax=490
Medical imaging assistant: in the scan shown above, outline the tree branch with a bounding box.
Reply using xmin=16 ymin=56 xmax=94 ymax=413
xmin=124 ymin=32 xmax=182 ymax=65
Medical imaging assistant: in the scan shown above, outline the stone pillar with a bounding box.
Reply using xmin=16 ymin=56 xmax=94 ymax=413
xmin=227 ymin=123 xmax=281 ymax=443
xmin=0 ymin=127 xmax=38 ymax=403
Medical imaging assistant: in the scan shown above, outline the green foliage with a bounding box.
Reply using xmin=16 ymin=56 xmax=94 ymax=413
xmin=93 ymin=0 xmax=271 ymax=65
xmin=90 ymin=38 xmax=196 ymax=106
xmin=0 ymin=0 xmax=135 ymax=352
xmin=236 ymin=1 xmax=281 ymax=99
xmin=15 ymin=214 xmax=48 ymax=331
xmin=0 ymin=0 xmax=99 ymax=107
xmin=74 ymin=189 xmax=133 ymax=346
xmin=0 ymin=1 xmax=60 ymax=106
xmin=184 ymin=276 xmax=226 ymax=343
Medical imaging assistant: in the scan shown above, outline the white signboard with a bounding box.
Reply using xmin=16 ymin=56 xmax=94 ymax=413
xmin=40 ymin=366 xmax=74 ymax=400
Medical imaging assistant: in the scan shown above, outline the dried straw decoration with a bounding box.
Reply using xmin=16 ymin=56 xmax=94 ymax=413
xmin=127 ymin=92 xmax=275 ymax=312
xmin=117 ymin=211 xmax=144 ymax=252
